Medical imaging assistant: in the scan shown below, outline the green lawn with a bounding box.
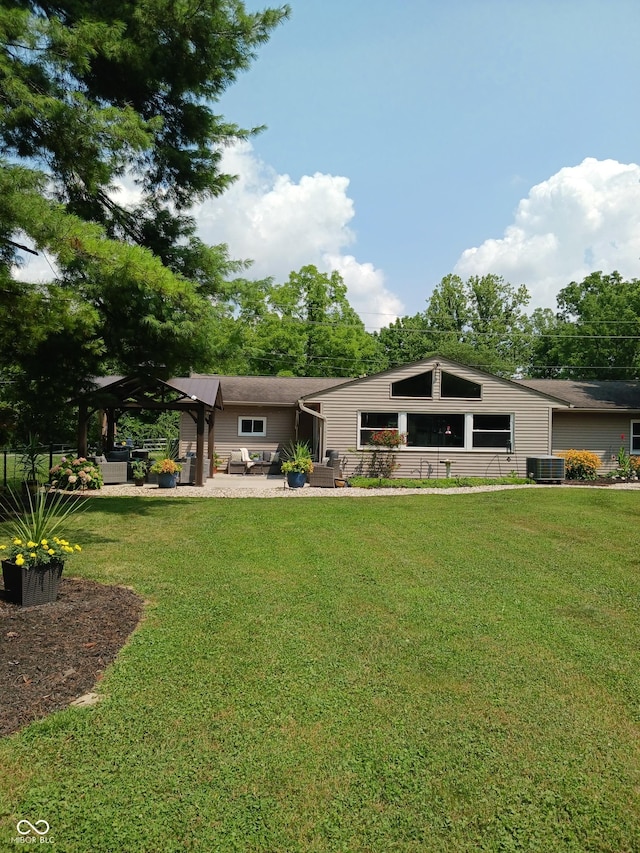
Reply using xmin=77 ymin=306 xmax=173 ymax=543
xmin=1 ymin=489 xmax=639 ymax=851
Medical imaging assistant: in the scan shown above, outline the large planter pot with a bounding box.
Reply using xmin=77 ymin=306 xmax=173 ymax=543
xmin=157 ymin=472 xmax=178 ymax=489
xmin=286 ymin=471 xmax=307 ymax=489
xmin=2 ymin=560 xmax=64 ymax=607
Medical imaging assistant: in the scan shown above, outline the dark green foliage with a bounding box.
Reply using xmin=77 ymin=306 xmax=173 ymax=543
xmin=227 ymin=265 xmax=381 ymax=377
xmin=375 ymin=273 xmax=533 ymax=376
xmin=529 ymin=271 xmax=640 ymax=379
xmin=0 ymin=1 xmax=289 ymax=434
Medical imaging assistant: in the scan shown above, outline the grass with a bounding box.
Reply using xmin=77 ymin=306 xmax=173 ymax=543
xmin=1 ymin=489 xmax=639 ymax=851
xmin=349 ymin=475 xmax=531 ymax=488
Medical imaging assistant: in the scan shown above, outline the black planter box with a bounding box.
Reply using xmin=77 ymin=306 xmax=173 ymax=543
xmin=1 ymin=560 xmax=64 ymax=607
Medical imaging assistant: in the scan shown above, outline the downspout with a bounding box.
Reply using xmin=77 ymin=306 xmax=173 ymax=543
xmin=297 ymin=400 xmax=326 ymax=460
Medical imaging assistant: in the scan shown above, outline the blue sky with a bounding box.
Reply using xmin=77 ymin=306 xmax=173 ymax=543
xmin=199 ymin=0 xmax=640 ymax=328
xmin=13 ymin=0 xmax=639 ymax=330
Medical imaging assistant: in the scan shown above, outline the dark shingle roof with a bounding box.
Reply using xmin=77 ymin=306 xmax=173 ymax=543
xmin=516 ymin=379 xmax=640 ymax=410
xmin=191 ymin=374 xmax=351 ymax=405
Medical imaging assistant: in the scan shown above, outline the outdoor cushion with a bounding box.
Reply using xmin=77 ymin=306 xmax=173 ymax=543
xmin=105 ymin=450 xmax=129 ymax=462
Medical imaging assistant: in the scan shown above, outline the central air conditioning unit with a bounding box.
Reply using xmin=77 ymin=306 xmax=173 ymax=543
xmin=526 ymin=456 xmax=565 ymax=483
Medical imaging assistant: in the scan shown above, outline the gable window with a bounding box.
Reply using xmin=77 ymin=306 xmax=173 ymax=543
xmin=238 ymin=417 xmax=266 ymax=437
xmin=632 ymin=421 xmax=640 ymax=454
xmin=440 ymin=371 xmax=481 ymax=399
xmin=472 ymin=414 xmax=513 ymax=449
xmin=406 ymin=414 xmax=465 ymax=448
xmin=359 ymin=412 xmax=399 ymax=447
xmin=391 ymin=371 xmax=433 ymax=398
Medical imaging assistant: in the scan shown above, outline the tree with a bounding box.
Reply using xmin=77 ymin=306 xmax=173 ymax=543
xmin=0 ymin=1 xmax=289 ymax=438
xmin=375 ymin=274 xmax=532 ymax=376
xmin=233 ymin=265 xmax=381 ymax=377
xmin=528 ymin=271 xmax=640 ymax=379
xmin=0 ymin=2 xmax=289 ymax=250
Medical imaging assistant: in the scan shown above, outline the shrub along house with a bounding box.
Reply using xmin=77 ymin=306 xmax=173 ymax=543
xmin=179 ymin=356 xmax=640 ymax=479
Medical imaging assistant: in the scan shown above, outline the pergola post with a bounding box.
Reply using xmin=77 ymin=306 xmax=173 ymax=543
xmin=207 ymin=412 xmax=215 ymax=478
xmin=195 ymin=402 xmax=206 ymax=487
xmin=77 ymin=402 xmax=89 ymax=457
xmin=106 ymin=409 xmax=116 ymax=451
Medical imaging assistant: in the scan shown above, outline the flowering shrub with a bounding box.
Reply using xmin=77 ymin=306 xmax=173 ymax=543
xmin=50 ymin=457 xmax=103 ymax=490
xmin=560 ymin=449 xmax=601 ymax=480
xmin=611 ymin=447 xmax=640 ymax=479
xmin=368 ymin=429 xmax=407 ymax=448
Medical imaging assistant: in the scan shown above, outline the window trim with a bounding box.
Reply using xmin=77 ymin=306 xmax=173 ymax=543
xmin=390 ymin=371 xmax=434 ymax=399
xmin=471 ymin=414 xmax=513 ymax=450
xmin=357 ymin=412 xmax=400 ymax=449
xmin=439 ymin=371 xmax=482 ymax=400
xmin=631 ymin=420 xmax=640 ymax=454
xmin=358 ymin=411 xmax=513 ymax=451
xmin=238 ymin=416 xmax=267 ymax=438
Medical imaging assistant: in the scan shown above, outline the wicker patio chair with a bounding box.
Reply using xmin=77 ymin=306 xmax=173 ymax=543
xmin=227 ymin=448 xmax=255 ymax=474
xmin=307 ymin=457 xmax=342 ymax=488
xmin=99 ymin=461 xmax=129 ymax=484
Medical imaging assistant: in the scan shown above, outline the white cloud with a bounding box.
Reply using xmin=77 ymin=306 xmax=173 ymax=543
xmin=13 ymin=142 xmax=403 ymax=330
xmin=454 ymin=158 xmax=640 ymax=309
xmin=194 ymin=141 xmax=402 ymax=329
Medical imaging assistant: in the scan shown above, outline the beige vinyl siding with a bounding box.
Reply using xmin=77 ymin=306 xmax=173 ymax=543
xmin=180 ymin=406 xmax=295 ymax=465
xmin=306 ymin=360 xmax=557 ymax=478
xmin=552 ymin=411 xmax=640 ymax=473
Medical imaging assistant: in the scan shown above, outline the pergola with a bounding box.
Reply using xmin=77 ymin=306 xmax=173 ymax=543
xmin=76 ymin=374 xmax=223 ymax=487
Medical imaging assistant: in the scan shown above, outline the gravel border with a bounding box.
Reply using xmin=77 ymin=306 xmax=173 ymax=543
xmin=80 ymin=481 xmax=640 ymax=499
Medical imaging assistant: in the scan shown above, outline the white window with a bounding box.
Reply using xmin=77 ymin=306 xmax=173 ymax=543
xmin=358 ymin=412 xmax=399 ymax=447
xmin=632 ymin=421 xmax=640 ymax=454
xmin=238 ymin=417 xmax=266 ymax=437
xmin=472 ymin=414 xmax=513 ymax=450
xmin=406 ymin=413 xmax=464 ymax=448
xmin=359 ymin=411 xmax=513 ymax=451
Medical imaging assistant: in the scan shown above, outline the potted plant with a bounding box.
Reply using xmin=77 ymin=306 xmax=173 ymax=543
xmin=212 ymin=452 xmax=223 ymax=474
xmin=49 ymin=456 xmax=103 ymax=490
xmin=0 ymin=489 xmax=84 ymax=606
xmin=281 ymin=442 xmax=314 ymax=489
xmin=130 ymin=459 xmax=148 ymax=487
xmin=149 ymin=457 xmax=182 ymax=488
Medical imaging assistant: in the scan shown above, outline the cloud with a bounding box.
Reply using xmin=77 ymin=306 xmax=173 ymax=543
xmin=454 ymin=158 xmax=640 ymax=310
xmin=14 ymin=142 xmax=404 ymax=329
xmin=194 ymin=141 xmax=402 ymax=329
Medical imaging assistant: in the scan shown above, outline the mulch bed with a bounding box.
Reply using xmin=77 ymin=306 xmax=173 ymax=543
xmin=0 ymin=578 xmax=144 ymax=737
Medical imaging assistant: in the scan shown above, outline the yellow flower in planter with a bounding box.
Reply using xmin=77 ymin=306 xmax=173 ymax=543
xmin=0 ymin=489 xmax=85 ymax=569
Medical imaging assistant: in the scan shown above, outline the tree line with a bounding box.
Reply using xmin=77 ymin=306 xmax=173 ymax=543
xmin=1 ymin=2 xmax=638 ymax=444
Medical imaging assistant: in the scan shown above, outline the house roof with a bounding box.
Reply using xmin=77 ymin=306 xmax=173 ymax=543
xmin=516 ymin=379 xmax=640 ymax=411
xmin=86 ymin=375 xmax=223 ymax=410
xmin=87 ymin=368 xmax=640 ymax=413
xmin=190 ymin=374 xmax=351 ymax=406
xmin=298 ymin=356 xmax=574 ymax=405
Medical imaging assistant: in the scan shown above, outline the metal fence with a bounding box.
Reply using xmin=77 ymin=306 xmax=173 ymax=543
xmin=1 ymin=444 xmax=78 ymax=488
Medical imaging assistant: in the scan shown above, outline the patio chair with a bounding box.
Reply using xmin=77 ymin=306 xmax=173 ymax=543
xmin=98 ymin=460 xmax=129 ymax=484
xmin=227 ymin=448 xmax=255 ymax=475
xmin=307 ymin=457 xmax=342 ymax=488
